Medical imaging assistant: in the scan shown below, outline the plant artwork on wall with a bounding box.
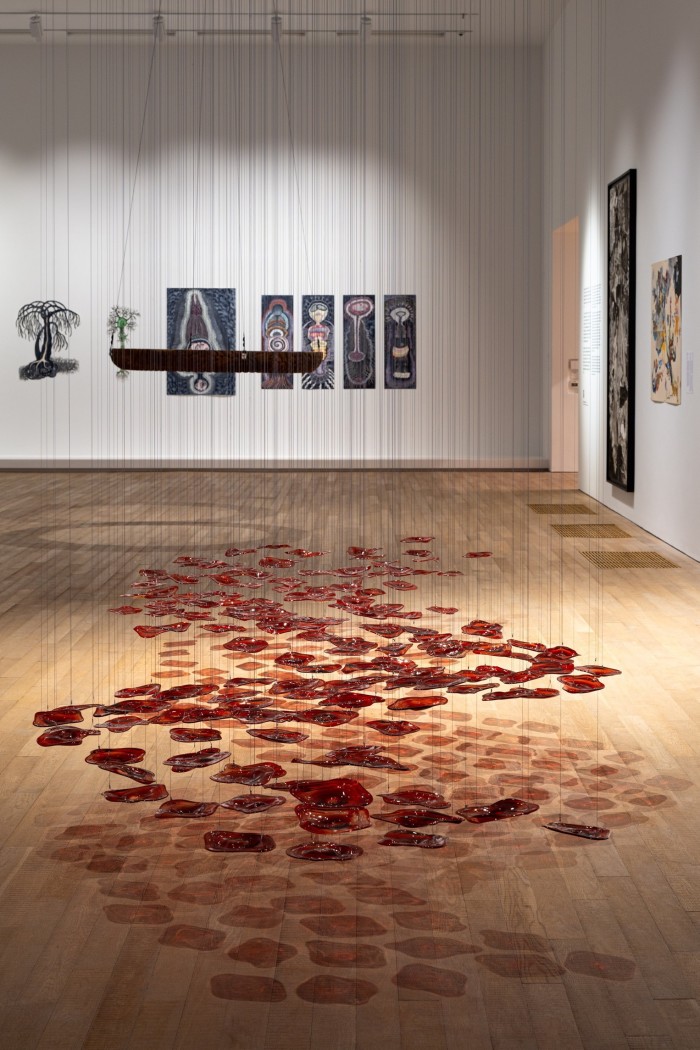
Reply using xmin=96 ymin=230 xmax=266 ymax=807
xmin=651 ymin=256 xmax=681 ymax=405
xmin=606 ymin=169 xmax=636 ymax=492
xmin=16 ymin=300 xmax=80 ymax=380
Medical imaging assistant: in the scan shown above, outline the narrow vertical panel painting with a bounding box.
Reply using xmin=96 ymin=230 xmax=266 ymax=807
xmin=384 ymin=295 xmax=416 ymax=389
xmin=301 ymin=296 xmax=335 ymax=390
xmin=343 ymin=295 xmax=376 ymax=389
xmin=166 ymin=288 xmax=236 ymax=396
xmin=651 ymin=256 xmax=681 ymax=405
xmin=261 ymin=296 xmax=294 ymax=390
xmin=607 ymin=169 xmax=636 ymax=491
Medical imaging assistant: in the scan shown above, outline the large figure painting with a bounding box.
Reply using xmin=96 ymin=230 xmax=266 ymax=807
xmin=651 ymin=256 xmax=681 ymax=405
xmin=607 ymin=169 xmax=636 ymax=491
xmin=343 ymin=295 xmax=375 ymax=389
xmin=261 ymin=296 xmax=294 ymax=390
xmin=301 ymin=295 xmax=335 ymax=390
xmin=166 ymin=288 xmax=236 ymax=396
xmin=384 ymin=294 xmax=416 ymax=389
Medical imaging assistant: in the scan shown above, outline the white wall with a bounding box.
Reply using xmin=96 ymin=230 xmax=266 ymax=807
xmin=544 ymin=0 xmax=700 ymax=560
xmin=0 ymin=37 xmax=544 ymax=467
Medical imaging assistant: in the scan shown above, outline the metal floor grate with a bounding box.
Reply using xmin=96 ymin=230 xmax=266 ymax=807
xmin=528 ymin=503 xmax=595 ymax=515
xmin=580 ymin=550 xmax=679 ymax=569
xmin=552 ymin=523 xmax=630 ymax=538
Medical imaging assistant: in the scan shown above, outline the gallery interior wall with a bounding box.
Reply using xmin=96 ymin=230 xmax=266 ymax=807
xmin=0 ymin=36 xmax=544 ymax=468
xmin=545 ymin=0 xmax=700 ymax=561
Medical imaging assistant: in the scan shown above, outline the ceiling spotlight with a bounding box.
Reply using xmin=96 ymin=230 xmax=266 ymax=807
xmin=360 ymin=15 xmax=371 ymax=43
xmin=29 ymin=14 xmax=43 ymax=42
xmin=271 ymin=14 xmax=282 ymax=45
xmin=153 ymin=14 xmax=166 ymax=42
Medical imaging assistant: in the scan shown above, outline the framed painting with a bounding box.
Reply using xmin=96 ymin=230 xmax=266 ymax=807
xmin=166 ymin=288 xmax=236 ymax=396
xmin=606 ymin=169 xmax=636 ymax=491
xmin=343 ymin=295 xmax=375 ymax=389
xmin=651 ymin=256 xmax=681 ymax=405
xmin=261 ymin=295 xmax=294 ymax=390
xmin=301 ymin=295 xmax=335 ymax=390
xmin=384 ymin=294 xmax=416 ymax=389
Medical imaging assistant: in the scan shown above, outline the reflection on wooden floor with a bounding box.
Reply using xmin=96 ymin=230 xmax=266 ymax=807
xmin=1 ymin=470 xmax=699 ymax=1050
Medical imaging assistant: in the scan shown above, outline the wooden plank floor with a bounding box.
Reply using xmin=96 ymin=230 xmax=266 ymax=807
xmin=1 ymin=469 xmax=699 ymax=1050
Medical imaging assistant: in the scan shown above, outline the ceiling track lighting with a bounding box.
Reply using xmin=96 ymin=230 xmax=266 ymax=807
xmin=271 ymin=14 xmax=282 ymax=45
xmin=360 ymin=15 xmax=371 ymax=43
xmin=153 ymin=14 xmax=166 ymax=43
xmin=28 ymin=14 xmax=42 ymax=42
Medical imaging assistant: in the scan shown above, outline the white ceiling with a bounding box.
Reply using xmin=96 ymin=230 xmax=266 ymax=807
xmin=0 ymin=1 xmax=566 ymax=45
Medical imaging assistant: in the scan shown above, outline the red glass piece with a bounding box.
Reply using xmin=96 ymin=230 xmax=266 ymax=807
xmin=36 ymin=727 xmax=100 ymax=747
xmin=387 ymin=581 xmax=418 ymax=591
xmin=294 ymin=805 xmax=371 ymax=834
xmin=387 ymin=695 xmax=448 ymax=711
xmin=220 ymin=795 xmax=286 ymax=814
xmin=259 ymin=543 xmax=291 ymax=549
xmin=294 ymin=709 xmax=359 ymax=727
xmin=404 ymin=549 xmax=432 ymax=558
xmin=507 ymin=639 xmax=546 ymax=653
xmin=286 ymin=778 xmax=373 ymax=809
xmin=286 ymin=842 xmax=362 ymax=862
xmin=148 ymin=708 xmax=184 ymax=726
xmin=427 ymin=606 xmax=459 ymax=614
xmin=224 ymin=547 xmax=257 ymax=557
xmin=222 ymin=638 xmax=269 ymax=653
xmin=299 ymin=746 xmax=410 ymax=772
xmin=366 ymin=719 xmax=421 ymax=737
xmin=33 ymin=706 xmax=85 ymax=728
xmin=108 ymin=605 xmax=142 ymax=615
xmin=347 ymin=546 xmax=381 ymax=558
xmin=164 ymin=747 xmax=231 ymax=772
xmin=575 ymin=664 xmax=621 ymax=677
xmin=114 ymin=684 xmax=162 ymax=698
xmin=169 ymin=573 xmax=200 ymax=583
xmin=375 ymin=809 xmax=463 ymax=828
xmin=86 ymin=747 xmax=144 ymax=765
xmin=97 ymin=762 xmax=155 ymax=784
xmin=99 ymin=714 xmax=149 ymax=733
xmin=379 ymin=831 xmax=446 ymax=848
xmin=275 ymin=651 xmax=316 ymax=667
xmin=134 ymin=622 xmax=190 ymax=638
xmin=381 ymin=788 xmax=449 ymax=808
xmin=247 ymin=728 xmax=309 ymax=744
xmin=169 ymin=727 xmax=222 ymax=742
xmin=210 ymin=762 xmax=286 ymax=786
xmin=400 ymin=536 xmax=434 ymax=543
xmin=160 ymin=684 xmax=215 ymax=701
xmin=459 ymin=797 xmax=539 ymax=823
xmin=378 ymin=643 xmax=413 ymax=656
xmin=155 ymin=799 xmax=218 ymax=818
xmin=465 ymin=551 xmax=492 ymax=558
xmin=95 ymin=698 xmax=168 ymax=717
xmin=289 ymin=549 xmax=326 ymax=558
xmin=205 ymin=831 xmax=276 ymax=853
xmin=558 ymin=674 xmax=604 ymax=694
xmin=360 ymin=624 xmax=405 ymax=638
xmin=182 ymin=611 xmax=215 ymax=622
xmin=462 ymin=619 xmax=503 ymax=638
xmin=318 ymin=692 xmax=380 ymax=710
xmin=481 ymin=687 xmax=549 ymax=701
xmin=544 ymin=821 xmax=610 ymax=840
xmin=259 ymin=557 xmax=295 ymax=568
xmin=103 ymin=783 xmax=169 ymax=803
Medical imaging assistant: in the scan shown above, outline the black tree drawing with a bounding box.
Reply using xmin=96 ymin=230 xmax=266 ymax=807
xmin=16 ymin=300 xmax=80 ymax=380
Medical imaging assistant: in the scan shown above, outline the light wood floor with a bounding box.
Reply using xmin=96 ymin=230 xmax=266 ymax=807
xmin=1 ymin=469 xmax=699 ymax=1050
